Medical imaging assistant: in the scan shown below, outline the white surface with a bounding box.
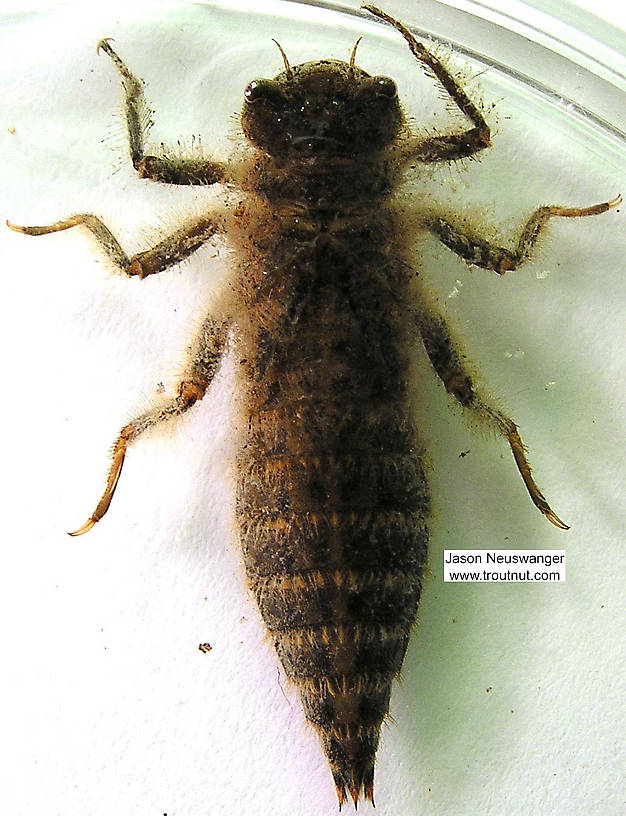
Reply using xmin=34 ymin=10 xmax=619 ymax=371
xmin=1 ymin=2 xmax=624 ymax=815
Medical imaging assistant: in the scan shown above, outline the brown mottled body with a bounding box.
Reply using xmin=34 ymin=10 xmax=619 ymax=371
xmin=7 ymin=4 xmax=620 ymax=807
xmin=232 ymin=157 xmax=429 ymax=800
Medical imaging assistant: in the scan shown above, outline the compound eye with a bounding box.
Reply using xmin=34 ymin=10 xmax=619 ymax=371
xmin=244 ymin=79 xmax=286 ymax=108
xmin=372 ymin=76 xmax=397 ymax=98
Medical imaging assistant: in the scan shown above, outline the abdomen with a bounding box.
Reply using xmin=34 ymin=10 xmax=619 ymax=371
xmin=234 ymin=212 xmax=430 ymax=803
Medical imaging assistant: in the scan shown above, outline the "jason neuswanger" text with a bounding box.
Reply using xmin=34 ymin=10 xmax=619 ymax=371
xmin=444 ymin=550 xmax=564 ymax=567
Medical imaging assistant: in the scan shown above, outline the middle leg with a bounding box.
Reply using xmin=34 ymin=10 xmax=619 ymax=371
xmin=7 ymin=212 xmax=226 ymax=279
xmin=425 ymin=195 xmax=621 ymax=275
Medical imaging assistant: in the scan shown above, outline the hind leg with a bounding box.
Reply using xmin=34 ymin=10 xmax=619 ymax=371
xmin=70 ymin=316 xmax=228 ymax=535
xmin=415 ymin=304 xmax=568 ymax=529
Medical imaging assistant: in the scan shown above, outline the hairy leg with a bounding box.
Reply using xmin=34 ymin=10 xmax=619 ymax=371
xmin=415 ymin=303 xmax=569 ymax=529
xmin=70 ymin=316 xmax=228 ymax=535
xmin=97 ymin=39 xmax=226 ymax=185
xmin=363 ymin=5 xmax=491 ymax=162
xmin=7 ymin=213 xmax=225 ymax=278
xmin=425 ymin=196 xmax=621 ymax=274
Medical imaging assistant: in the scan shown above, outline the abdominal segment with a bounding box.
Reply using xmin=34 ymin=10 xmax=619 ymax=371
xmin=235 ymin=219 xmax=430 ymax=803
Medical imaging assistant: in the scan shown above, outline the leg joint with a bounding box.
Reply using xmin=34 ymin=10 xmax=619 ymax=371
xmin=178 ymin=379 xmax=207 ymax=405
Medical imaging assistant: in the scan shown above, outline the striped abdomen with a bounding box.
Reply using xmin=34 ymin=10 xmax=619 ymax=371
xmin=235 ymin=217 xmax=429 ymax=804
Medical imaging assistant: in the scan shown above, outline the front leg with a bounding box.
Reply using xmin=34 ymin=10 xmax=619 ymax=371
xmin=363 ymin=5 xmax=491 ymax=163
xmin=425 ymin=195 xmax=622 ymax=274
xmin=7 ymin=212 xmax=226 ymax=278
xmin=97 ymin=39 xmax=226 ymax=185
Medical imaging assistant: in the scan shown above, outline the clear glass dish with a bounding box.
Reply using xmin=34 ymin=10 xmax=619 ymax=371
xmin=1 ymin=2 xmax=623 ymax=815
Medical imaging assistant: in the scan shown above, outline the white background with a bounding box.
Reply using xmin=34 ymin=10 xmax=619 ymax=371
xmin=1 ymin=2 xmax=624 ymax=815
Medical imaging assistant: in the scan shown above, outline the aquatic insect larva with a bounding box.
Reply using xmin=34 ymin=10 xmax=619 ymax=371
xmin=8 ymin=4 xmax=620 ymax=807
